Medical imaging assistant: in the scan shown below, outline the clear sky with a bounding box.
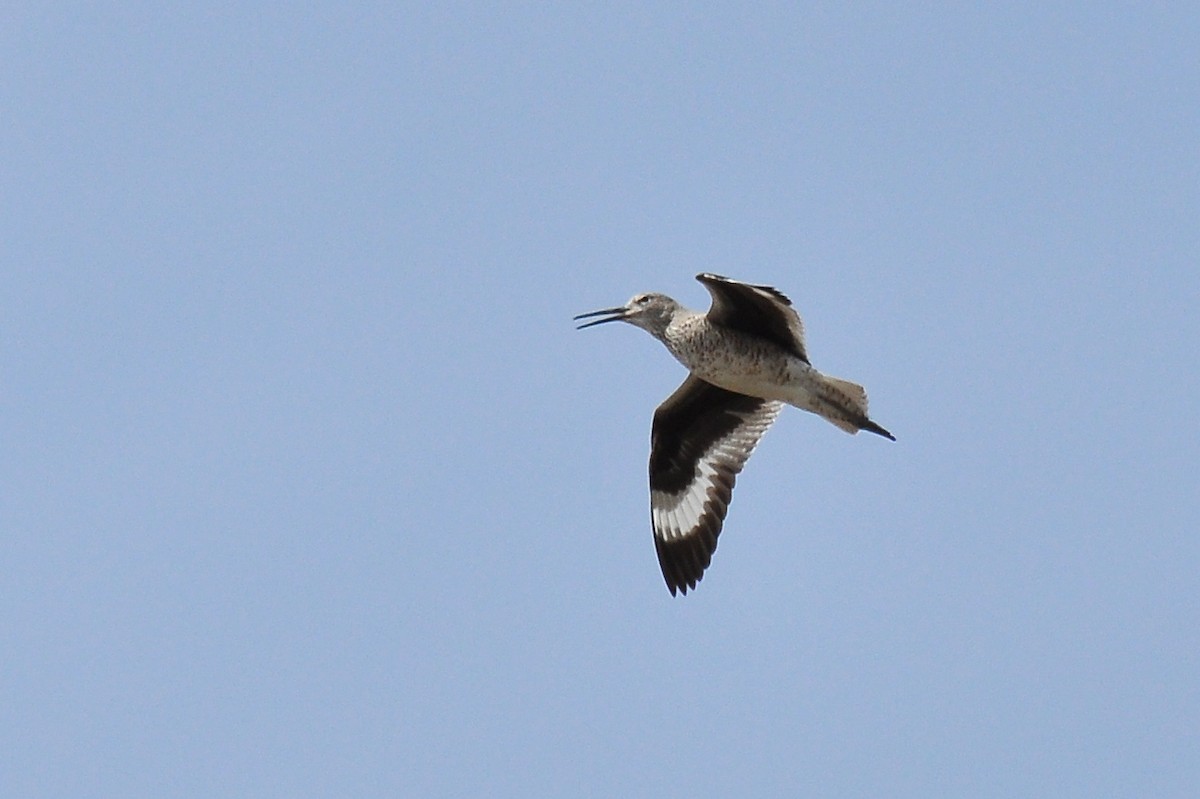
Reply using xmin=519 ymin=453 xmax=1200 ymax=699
xmin=3 ymin=4 xmax=1198 ymax=797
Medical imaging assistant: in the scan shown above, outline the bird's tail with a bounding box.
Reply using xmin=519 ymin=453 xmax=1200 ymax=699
xmin=818 ymin=375 xmax=896 ymax=441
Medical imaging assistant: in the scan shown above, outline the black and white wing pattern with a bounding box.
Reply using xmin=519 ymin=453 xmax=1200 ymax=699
xmin=696 ymin=273 xmax=808 ymax=362
xmin=649 ymin=376 xmax=783 ymax=595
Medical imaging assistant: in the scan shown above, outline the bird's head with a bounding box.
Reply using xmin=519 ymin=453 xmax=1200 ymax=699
xmin=574 ymin=292 xmax=680 ymax=337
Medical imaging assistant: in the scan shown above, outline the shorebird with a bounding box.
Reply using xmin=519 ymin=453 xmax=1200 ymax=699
xmin=575 ymin=273 xmax=894 ymax=596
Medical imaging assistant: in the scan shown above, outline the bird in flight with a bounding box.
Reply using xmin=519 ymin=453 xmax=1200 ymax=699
xmin=575 ymin=273 xmax=894 ymax=596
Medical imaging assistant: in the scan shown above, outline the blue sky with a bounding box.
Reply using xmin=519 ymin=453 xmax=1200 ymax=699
xmin=3 ymin=4 xmax=1198 ymax=797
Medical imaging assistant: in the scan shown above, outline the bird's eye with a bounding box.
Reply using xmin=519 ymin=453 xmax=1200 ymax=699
xmin=635 ymin=295 xmax=649 ymax=305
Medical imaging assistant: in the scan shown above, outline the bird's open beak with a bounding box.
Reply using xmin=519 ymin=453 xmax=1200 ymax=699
xmin=573 ymin=305 xmax=628 ymax=330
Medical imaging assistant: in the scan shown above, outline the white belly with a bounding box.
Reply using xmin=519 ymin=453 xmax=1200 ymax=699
xmin=688 ymin=353 xmax=823 ymax=408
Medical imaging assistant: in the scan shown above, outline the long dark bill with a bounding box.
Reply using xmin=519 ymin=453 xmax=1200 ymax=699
xmin=573 ymin=306 xmax=628 ymax=330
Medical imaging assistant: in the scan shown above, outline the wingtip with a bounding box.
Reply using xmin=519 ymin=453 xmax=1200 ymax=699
xmin=666 ymin=576 xmax=696 ymax=597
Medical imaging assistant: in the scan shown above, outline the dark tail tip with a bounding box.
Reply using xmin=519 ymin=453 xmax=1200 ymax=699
xmin=861 ymin=419 xmax=896 ymax=441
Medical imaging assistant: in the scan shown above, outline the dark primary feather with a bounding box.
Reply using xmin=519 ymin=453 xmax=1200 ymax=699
xmin=654 ymin=531 xmax=718 ymax=597
xmin=696 ymin=273 xmax=808 ymax=362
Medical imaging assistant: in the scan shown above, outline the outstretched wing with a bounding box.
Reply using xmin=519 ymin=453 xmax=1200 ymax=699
xmin=696 ymin=272 xmax=808 ymax=362
xmin=649 ymin=376 xmax=782 ymax=595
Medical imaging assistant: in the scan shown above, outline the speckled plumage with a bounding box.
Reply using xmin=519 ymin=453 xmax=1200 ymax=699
xmin=575 ymin=273 xmax=894 ymax=595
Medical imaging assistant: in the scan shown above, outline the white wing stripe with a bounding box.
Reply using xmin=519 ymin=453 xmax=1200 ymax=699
xmin=651 ymin=401 xmax=782 ymax=544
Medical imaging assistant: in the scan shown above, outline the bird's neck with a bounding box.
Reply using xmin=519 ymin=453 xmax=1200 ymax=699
xmin=659 ymin=311 xmax=706 ymax=363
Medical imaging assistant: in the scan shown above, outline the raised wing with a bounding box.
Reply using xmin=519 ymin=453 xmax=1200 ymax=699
xmin=649 ymin=376 xmax=782 ymax=595
xmin=696 ymin=272 xmax=808 ymax=362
